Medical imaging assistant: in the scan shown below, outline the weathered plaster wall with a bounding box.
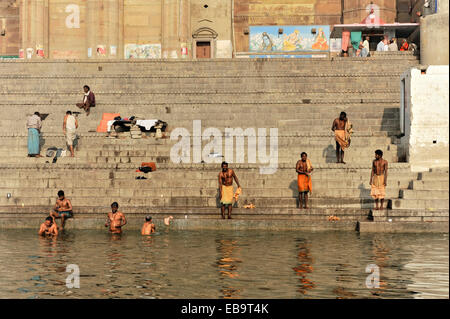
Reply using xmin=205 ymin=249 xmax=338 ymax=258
xmin=191 ymin=0 xmax=232 ymax=58
xmin=0 ymin=0 xmax=20 ymax=56
xmin=420 ymin=1 xmax=449 ymax=65
xmin=342 ymin=0 xmax=396 ymax=23
xmin=401 ymin=65 xmax=449 ymax=172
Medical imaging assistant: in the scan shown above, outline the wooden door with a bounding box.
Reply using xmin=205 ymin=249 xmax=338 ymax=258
xmin=196 ymin=42 xmax=211 ymax=58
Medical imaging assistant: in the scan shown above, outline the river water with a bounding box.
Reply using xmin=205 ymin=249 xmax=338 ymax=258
xmin=0 ymin=229 xmax=447 ymax=299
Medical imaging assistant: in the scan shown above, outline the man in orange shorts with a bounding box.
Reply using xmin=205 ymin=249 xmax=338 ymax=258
xmin=296 ymin=152 xmax=313 ymax=209
xmin=370 ymin=149 xmax=388 ymax=210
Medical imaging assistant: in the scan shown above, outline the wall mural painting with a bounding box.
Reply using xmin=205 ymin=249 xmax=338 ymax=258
xmin=125 ymin=44 xmax=161 ymax=59
xmin=249 ymin=25 xmax=330 ymax=53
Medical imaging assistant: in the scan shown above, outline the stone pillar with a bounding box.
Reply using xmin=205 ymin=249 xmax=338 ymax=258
xmin=179 ymin=0 xmax=191 ymax=58
xmin=20 ymin=0 xmax=46 ymax=59
xmin=107 ymin=0 xmax=120 ymax=59
xmin=86 ymin=0 xmax=96 ymax=58
xmin=162 ymin=0 xmax=179 ymax=58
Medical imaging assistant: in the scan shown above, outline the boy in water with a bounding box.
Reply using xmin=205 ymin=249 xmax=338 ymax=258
xmin=50 ymin=190 xmax=73 ymax=230
xmin=141 ymin=215 xmax=156 ymax=235
xmin=38 ymin=216 xmax=58 ymax=237
xmin=105 ymin=202 xmax=127 ymax=234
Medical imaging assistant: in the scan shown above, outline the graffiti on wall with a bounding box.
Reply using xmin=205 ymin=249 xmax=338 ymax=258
xmin=125 ymin=44 xmax=161 ymax=59
xmin=249 ymin=26 xmax=330 ymax=52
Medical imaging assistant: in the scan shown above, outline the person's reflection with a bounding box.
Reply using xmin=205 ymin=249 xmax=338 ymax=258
xmin=216 ymin=238 xmax=242 ymax=299
xmin=102 ymin=236 xmax=125 ymax=297
xmin=292 ymin=239 xmax=315 ymax=295
xmin=369 ymin=237 xmax=389 ymax=296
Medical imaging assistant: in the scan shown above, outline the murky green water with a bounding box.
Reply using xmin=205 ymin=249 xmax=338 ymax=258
xmin=0 ymin=229 xmax=448 ymax=299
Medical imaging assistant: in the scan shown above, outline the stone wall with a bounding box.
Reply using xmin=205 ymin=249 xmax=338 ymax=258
xmin=401 ymin=65 xmax=449 ymax=172
xmin=342 ymin=0 xmax=396 ymax=23
xmin=0 ymin=0 xmax=20 ymax=57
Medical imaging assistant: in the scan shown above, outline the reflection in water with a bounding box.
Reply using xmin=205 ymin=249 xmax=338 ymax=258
xmin=216 ymin=238 xmax=242 ymax=299
xmin=0 ymin=230 xmax=447 ymax=298
xmin=292 ymin=239 xmax=315 ymax=295
xmin=370 ymin=237 xmax=390 ymax=296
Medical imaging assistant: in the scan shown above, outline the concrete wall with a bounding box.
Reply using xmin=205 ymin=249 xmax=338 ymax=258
xmin=401 ymin=65 xmax=449 ymax=172
xmin=420 ymin=1 xmax=450 ymax=65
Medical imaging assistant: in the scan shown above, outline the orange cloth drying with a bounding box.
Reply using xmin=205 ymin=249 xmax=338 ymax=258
xmin=97 ymin=113 xmax=120 ymax=132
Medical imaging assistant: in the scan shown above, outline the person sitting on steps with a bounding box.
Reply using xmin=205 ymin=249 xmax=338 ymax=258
xmin=76 ymin=85 xmax=95 ymax=116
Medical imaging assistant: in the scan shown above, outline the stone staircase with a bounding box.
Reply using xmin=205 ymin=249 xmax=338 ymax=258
xmin=0 ymin=54 xmax=447 ymax=231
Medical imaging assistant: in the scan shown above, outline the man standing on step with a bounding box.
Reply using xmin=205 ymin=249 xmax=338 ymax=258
xmin=296 ymin=152 xmax=313 ymax=209
xmin=218 ymin=161 xmax=241 ymax=219
xmin=76 ymin=85 xmax=95 ymax=116
xmin=63 ymin=111 xmax=78 ymax=157
xmin=26 ymin=112 xmax=43 ymax=158
xmin=370 ymin=149 xmax=388 ymax=210
xmin=331 ymin=112 xmax=352 ymax=164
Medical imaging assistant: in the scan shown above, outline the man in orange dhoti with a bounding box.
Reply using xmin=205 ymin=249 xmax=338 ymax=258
xmin=332 ymin=112 xmax=353 ymax=164
xmin=370 ymin=149 xmax=388 ymax=210
xmin=218 ymin=162 xmax=241 ymax=219
xmin=296 ymin=152 xmax=313 ymax=209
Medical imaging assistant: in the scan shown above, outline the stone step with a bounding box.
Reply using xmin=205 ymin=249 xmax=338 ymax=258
xmin=0 ymin=195 xmax=386 ymax=209
xmin=0 ymin=185 xmax=403 ymax=199
xmin=391 ymin=199 xmax=449 ymax=210
xmin=412 ymin=180 xmax=450 ymax=190
xmin=0 ymin=57 xmax=418 ymax=72
xmin=0 ymin=153 xmax=400 ymax=165
xmin=0 ymin=78 xmax=402 ymax=90
xmin=401 ymin=189 xmax=449 ymax=200
xmin=4 ymin=103 xmax=401 ymax=113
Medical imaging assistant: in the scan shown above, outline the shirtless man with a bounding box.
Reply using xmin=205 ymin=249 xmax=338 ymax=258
xmin=38 ymin=216 xmax=58 ymax=237
xmin=218 ymin=161 xmax=241 ymax=219
xmin=370 ymin=149 xmax=388 ymax=210
xmin=331 ymin=112 xmax=352 ymax=164
xmin=105 ymin=202 xmax=127 ymax=234
xmin=50 ymin=190 xmax=73 ymax=230
xmin=296 ymin=152 xmax=313 ymax=209
xmin=141 ymin=215 xmax=156 ymax=235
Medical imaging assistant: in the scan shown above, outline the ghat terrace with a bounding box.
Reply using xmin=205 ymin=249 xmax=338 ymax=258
xmin=0 ymin=55 xmax=448 ymax=232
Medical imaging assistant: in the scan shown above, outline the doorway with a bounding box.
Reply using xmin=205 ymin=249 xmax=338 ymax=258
xmin=196 ymin=41 xmax=211 ymax=59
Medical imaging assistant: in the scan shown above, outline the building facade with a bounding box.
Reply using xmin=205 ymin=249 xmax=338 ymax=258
xmin=0 ymin=0 xmax=429 ymax=59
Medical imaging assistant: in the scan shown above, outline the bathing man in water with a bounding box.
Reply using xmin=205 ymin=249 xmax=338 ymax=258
xmin=141 ymin=215 xmax=156 ymax=235
xmin=105 ymin=202 xmax=127 ymax=234
xmin=38 ymin=216 xmax=58 ymax=237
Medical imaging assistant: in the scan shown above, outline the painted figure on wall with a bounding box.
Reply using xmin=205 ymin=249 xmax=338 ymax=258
xmin=249 ymin=26 xmax=330 ymax=54
xmin=283 ymin=30 xmax=302 ymax=51
xmin=260 ymin=32 xmax=274 ymax=51
xmin=312 ymin=28 xmax=329 ymax=50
